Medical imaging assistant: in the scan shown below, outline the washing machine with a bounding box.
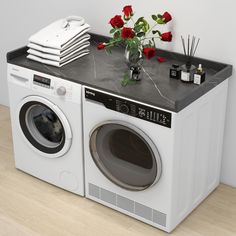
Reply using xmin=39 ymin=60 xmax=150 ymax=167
xmin=7 ymin=64 xmax=84 ymax=196
xmin=82 ymin=82 xmax=228 ymax=232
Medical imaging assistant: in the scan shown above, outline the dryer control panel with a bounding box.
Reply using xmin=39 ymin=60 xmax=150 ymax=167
xmin=85 ymin=88 xmax=171 ymax=128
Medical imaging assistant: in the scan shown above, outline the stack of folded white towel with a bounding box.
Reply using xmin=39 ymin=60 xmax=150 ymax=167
xmin=27 ymin=16 xmax=90 ymax=67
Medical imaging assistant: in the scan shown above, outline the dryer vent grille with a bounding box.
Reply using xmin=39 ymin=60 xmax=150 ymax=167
xmin=88 ymin=183 xmax=166 ymax=227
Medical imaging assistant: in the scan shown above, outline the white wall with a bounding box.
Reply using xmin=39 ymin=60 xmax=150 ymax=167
xmin=0 ymin=0 xmax=235 ymax=187
xmin=0 ymin=0 xmax=82 ymax=106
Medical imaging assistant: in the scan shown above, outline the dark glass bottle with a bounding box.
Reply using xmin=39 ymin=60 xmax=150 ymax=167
xmin=169 ymin=64 xmax=181 ymax=79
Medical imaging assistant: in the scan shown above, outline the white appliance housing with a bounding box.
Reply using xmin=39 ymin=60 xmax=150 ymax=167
xmin=7 ymin=64 xmax=84 ymax=196
xmin=82 ymin=81 xmax=228 ymax=232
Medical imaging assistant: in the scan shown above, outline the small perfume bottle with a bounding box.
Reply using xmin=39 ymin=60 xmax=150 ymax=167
xmin=193 ymin=64 xmax=205 ymax=85
xmin=169 ymin=64 xmax=181 ymax=79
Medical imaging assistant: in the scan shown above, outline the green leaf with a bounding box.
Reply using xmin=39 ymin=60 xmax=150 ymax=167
xmin=152 ymin=37 xmax=156 ymax=47
xmin=157 ymin=14 xmax=163 ymax=18
xmin=113 ymin=31 xmax=120 ymax=38
xmin=137 ymin=32 xmax=145 ymax=38
xmin=134 ymin=17 xmax=149 ymax=33
xmin=140 ymin=19 xmax=149 ymax=32
xmin=151 ymin=15 xmax=158 ymax=21
xmin=134 ymin=24 xmax=143 ymax=33
xmin=135 ymin=17 xmax=144 ymax=25
xmin=121 ymin=74 xmax=129 ymax=86
xmin=143 ymin=22 xmax=150 ymax=32
xmin=110 ymin=28 xmax=116 ymax=34
xmin=152 ymin=30 xmax=161 ymax=36
xmin=157 ymin=18 xmax=165 ymax=24
xmin=121 ymin=74 xmax=137 ymax=86
xmin=121 ymin=81 xmax=127 ymax=87
xmin=148 ymin=40 xmax=154 ymax=47
xmin=127 ymin=80 xmax=137 ymax=85
xmin=105 ymin=47 xmax=112 ymax=54
xmin=109 ymin=37 xmax=122 ymax=46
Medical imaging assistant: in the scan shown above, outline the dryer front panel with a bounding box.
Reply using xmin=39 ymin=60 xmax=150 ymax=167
xmin=89 ymin=120 xmax=162 ymax=191
xmin=18 ymin=96 xmax=72 ymax=158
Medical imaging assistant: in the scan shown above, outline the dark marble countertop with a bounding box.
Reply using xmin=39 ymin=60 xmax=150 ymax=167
xmin=7 ymin=34 xmax=232 ymax=112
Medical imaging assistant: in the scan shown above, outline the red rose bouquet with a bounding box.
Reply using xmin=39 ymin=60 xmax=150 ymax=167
xmin=98 ymin=5 xmax=173 ymax=61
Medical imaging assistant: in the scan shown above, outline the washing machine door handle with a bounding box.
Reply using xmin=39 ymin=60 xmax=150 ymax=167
xmin=51 ymin=103 xmax=72 ymax=140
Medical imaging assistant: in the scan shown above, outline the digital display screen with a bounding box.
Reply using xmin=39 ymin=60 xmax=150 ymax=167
xmin=33 ymin=75 xmax=51 ymax=86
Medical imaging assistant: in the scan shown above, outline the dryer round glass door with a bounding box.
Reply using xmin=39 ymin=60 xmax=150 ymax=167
xmin=18 ymin=96 xmax=72 ymax=158
xmin=89 ymin=121 xmax=162 ymax=191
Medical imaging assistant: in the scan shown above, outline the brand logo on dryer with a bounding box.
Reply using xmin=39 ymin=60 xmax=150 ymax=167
xmin=85 ymin=90 xmax=96 ymax=97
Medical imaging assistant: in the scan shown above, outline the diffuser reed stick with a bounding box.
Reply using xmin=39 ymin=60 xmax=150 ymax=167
xmin=181 ymin=35 xmax=200 ymax=68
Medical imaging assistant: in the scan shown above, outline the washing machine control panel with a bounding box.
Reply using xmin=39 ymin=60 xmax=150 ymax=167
xmin=33 ymin=75 xmax=51 ymax=88
xmin=85 ymin=88 xmax=171 ymax=128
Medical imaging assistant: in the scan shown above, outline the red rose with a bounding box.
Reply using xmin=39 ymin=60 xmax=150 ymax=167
xmin=97 ymin=42 xmax=105 ymax=50
xmin=157 ymin=57 xmax=166 ymax=63
xmin=162 ymin=12 xmax=172 ymax=23
xmin=122 ymin=5 xmax=133 ymax=18
xmin=121 ymin=27 xmax=135 ymax=39
xmin=161 ymin=32 xmax=172 ymax=42
xmin=109 ymin=15 xmax=124 ymax=28
xmin=143 ymin=48 xmax=156 ymax=60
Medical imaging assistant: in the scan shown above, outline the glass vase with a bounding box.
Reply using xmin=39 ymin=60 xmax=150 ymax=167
xmin=124 ymin=46 xmax=143 ymax=81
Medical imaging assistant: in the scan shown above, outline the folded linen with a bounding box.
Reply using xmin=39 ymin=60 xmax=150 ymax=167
xmin=27 ymin=16 xmax=91 ymax=67
xmin=27 ymin=41 xmax=90 ymax=61
xmin=27 ymin=49 xmax=90 ymax=67
xmin=29 ymin=16 xmax=90 ymax=50
xmin=28 ymin=34 xmax=91 ymax=56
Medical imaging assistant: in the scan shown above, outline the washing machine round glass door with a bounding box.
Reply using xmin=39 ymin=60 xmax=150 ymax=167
xmin=18 ymin=96 xmax=72 ymax=158
xmin=90 ymin=121 xmax=162 ymax=191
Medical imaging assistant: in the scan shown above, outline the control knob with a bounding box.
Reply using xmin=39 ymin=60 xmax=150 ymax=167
xmin=120 ymin=104 xmax=129 ymax=114
xmin=138 ymin=110 xmax=146 ymax=118
xmin=57 ymin=86 xmax=66 ymax=96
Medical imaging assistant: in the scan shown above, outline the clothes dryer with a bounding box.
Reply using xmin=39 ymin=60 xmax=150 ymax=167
xmin=82 ymin=83 xmax=228 ymax=232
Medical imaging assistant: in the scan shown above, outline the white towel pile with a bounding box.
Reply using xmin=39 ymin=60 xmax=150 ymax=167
xmin=27 ymin=16 xmax=91 ymax=67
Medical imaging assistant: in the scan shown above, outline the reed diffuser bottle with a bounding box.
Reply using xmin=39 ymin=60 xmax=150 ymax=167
xmin=180 ymin=35 xmax=200 ymax=82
